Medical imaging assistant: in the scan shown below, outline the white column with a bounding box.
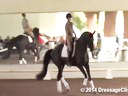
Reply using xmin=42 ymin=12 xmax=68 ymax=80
xmin=98 ymin=11 xmax=118 ymax=62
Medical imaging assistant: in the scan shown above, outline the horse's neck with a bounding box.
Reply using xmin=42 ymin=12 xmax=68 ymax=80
xmin=77 ymin=38 xmax=88 ymax=51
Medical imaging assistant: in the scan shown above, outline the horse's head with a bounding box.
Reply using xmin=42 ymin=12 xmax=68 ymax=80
xmin=84 ymin=31 xmax=95 ymax=52
xmin=85 ymin=31 xmax=98 ymax=59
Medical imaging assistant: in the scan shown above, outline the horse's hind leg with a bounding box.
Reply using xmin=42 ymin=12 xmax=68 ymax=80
xmin=19 ymin=52 xmax=23 ymax=64
xmin=84 ymin=64 xmax=94 ymax=88
xmin=18 ymin=46 xmax=27 ymax=64
xmin=77 ymin=65 xmax=88 ymax=87
xmin=19 ymin=52 xmax=27 ymax=64
xmin=56 ymin=65 xmax=70 ymax=93
xmin=57 ymin=65 xmax=63 ymax=93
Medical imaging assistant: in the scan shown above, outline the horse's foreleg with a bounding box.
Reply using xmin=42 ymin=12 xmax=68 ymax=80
xmin=84 ymin=64 xmax=95 ymax=88
xmin=89 ymin=80 xmax=95 ymax=88
xmin=78 ymin=66 xmax=88 ymax=87
xmin=83 ymin=78 xmax=88 ymax=87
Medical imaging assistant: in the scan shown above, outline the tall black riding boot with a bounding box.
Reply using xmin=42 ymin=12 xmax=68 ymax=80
xmin=67 ymin=51 xmax=72 ymax=66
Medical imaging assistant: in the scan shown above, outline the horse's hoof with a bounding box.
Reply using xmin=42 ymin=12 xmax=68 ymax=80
xmin=94 ymin=92 xmax=98 ymax=94
xmin=59 ymin=89 xmax=70 ymax=94
xmin=66 ymin=89 xmax=70 ymax=93
xmin=58 ymin=91 xmax=68 ymax=94
xmin=36 ymin=74 xmax=43 ymax=80
xmin=57 ymin=91 xmax=63 ymax=94
xmin=58 ymin=89 xmax=70 ymax=94
xmin=61 ymin=91 xmax=67 ymax=94
xmin=82 ymin=85 xmax=86 ymax=87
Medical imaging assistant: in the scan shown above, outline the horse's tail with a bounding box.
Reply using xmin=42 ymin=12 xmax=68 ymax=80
xmin=36 ymin=49 xmax=53 ymax=80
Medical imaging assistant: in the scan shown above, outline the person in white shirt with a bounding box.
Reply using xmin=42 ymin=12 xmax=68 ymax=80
xmin=22 ymin=13 xmax=34 ymax=38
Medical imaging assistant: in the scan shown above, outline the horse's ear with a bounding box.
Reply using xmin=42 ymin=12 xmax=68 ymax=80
xmin=92 ymin=31 xmax=96 ymax=35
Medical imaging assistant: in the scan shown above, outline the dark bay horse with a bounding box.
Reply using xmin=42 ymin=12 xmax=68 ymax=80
xmin=2 ymin=27 xmax=40 ymax=64
xmin=36 ymin=31 xmax=96 ymax=93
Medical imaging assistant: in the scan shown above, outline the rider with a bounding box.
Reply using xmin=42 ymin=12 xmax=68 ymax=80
xmin=22 ymin=13 xmax=34 ymax=38
xmin=65 ymin=13 xmax=76 ymax=66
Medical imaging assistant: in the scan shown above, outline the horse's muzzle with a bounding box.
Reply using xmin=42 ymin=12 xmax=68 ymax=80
xmin=91 ymin=51 xmax=98 ymax=59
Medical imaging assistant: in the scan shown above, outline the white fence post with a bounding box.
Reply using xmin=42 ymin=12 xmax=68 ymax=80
xmin=105 ymin=69 xmax=113 ymax=79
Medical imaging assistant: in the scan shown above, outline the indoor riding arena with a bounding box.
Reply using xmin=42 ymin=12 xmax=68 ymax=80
xmin=0 ymin=0 xmax=128 ymax=96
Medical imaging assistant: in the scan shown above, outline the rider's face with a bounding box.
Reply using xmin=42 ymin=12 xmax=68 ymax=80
xmin=68 ymin=17 xmax=72 ymax=21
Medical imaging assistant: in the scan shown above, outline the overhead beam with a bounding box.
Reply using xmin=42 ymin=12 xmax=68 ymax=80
xmin=0 ymin=0 xmax=128 ymax=14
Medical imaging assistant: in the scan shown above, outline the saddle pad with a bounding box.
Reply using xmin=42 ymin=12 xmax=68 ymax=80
xmin=28 ymin=36 xmax=33 ymax=43
xmin=61 ymin=44 xmax=68 ymax=57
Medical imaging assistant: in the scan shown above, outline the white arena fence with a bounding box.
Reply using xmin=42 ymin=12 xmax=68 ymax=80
xmin=0 ymin=47 xmax=16 ymax=52
xmin=0 ymin=48 xmax=8 ymax=52
xmin=0 ymin=66 xmax=128 ymax=80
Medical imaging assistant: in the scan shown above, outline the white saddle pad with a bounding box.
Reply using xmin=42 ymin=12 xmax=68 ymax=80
xmin=61 ymin=40 xmax=76 ymax=58
xmin=28 ymin=36 xmax=33 ymax=43
xmin=22 ymin=34 xmax=33 ymax=43
xmin=61 ymin=44 xmax=68 ymax=57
